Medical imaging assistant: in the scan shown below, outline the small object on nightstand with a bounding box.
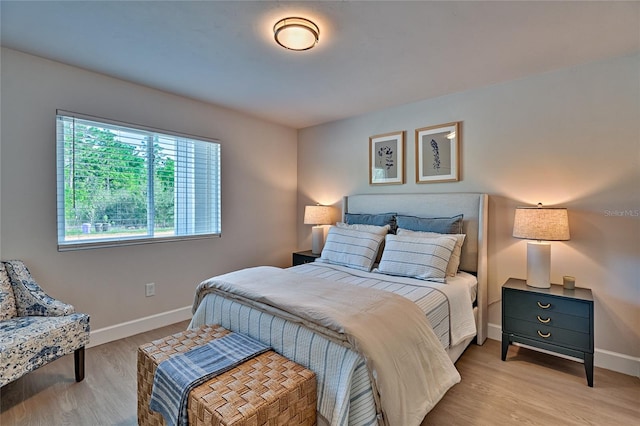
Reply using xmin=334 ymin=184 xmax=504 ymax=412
xmin=292 ymin=250 xmax=321 ymax=266
xmin=563 ymin=275 xmax=576 ymax=290
xmin=501 ymin=277 xmax=594 ymax=387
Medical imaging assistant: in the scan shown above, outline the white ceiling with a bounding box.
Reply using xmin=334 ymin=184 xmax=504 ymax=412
xmin=1 ymin=1 xmax=639 ymax=129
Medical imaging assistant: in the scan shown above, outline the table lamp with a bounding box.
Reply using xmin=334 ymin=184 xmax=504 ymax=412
xmin=304 ymin=205 xmax=333 ymax=254
xmin=512 ymin=203 xmax=570 ymax=288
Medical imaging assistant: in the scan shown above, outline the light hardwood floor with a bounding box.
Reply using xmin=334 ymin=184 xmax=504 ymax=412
xmin=1 ymin=321 xmax=638 ymax=426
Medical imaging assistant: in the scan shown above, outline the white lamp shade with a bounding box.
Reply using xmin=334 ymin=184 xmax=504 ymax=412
xmin=513 ymin=206 xmax=570 ymax=241
xmin=304 ymin=205 xmax=333 ymax=225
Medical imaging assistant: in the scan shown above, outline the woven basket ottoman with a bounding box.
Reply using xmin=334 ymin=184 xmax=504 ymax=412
xmin=137 ymin=324 xmax=317 ymax=426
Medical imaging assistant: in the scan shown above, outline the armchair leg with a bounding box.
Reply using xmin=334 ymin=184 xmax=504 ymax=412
xmin=74 ymin=347 xmax=85 ymax=382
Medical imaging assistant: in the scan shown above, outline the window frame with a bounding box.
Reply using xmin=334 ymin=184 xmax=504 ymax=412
xmin=56 ymin=110 xmax=221 ymax=251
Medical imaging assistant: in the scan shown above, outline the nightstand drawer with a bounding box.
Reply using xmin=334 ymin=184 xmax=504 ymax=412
xmin=504 ymin=305 xmax=591 ymax=333
xmin=504 ymin=317 xmax=591 ymax=351
xmin=504 ymin=288 xmax=590 ymax=318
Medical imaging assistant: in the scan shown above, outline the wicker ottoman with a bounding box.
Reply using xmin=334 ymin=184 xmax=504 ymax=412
xmin=138 ymin=324 xmax=317 ymax=426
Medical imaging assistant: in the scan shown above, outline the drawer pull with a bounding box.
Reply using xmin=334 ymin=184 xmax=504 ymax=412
xmin=537 ymin=301 xmax=551 ymax=309
xmin=537 ymin=330 xmax=551 ymax=338
xmin=537 ymin=315 xmax=551 ymax=324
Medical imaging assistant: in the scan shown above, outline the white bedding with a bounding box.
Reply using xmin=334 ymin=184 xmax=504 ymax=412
xmin=190 ymin=262 xmax=477 ymax=425
xmin=192 ymin=266 xmax=462 ymax=426
xmin=301 ymin=261 xmax=477 ymax=346
xmin=446 ymin=270 xmax=478 ymax=303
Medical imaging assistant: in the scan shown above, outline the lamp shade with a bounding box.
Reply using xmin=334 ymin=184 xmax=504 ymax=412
xmin=303 ymin=205 xmax=333 ymax=225
xmin=513 ymin=205 xmax=570 ymax=241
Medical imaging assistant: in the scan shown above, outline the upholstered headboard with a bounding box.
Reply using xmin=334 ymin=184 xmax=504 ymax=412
xmin=343 ymin=193 xmax=489 ymax=343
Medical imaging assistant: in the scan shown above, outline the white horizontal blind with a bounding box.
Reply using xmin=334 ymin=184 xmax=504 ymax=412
xmin=56 ymin=110 xmax=221 ymax=250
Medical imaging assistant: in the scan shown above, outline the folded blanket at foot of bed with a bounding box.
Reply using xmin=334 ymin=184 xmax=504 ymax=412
xmin=150 ymin=331 xmax=270 ymax=426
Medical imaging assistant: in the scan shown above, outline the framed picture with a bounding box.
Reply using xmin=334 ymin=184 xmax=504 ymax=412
xmin=369 ymin=131 xmax=405 ymax=185
xmin=415 ymin=122 xmax=459 ymax=183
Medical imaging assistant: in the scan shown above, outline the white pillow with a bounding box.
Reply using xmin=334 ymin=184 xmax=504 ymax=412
xmin=335 ymin=222 xmax=390 ymax=264
xmin=335 ymin=222 xmax=390 ymax=235
xmin=320 ymin=226 xmax=386 ymax=271
xmin=397 ymin=229 xmax=466 ymax=277
xmin=375 ymin=234 xmax=457 ymax=282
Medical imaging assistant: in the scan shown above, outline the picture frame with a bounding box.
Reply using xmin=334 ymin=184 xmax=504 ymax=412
xmin=415 ymin=122 xmax=459 ymax=183
xmin=369 ymin=131 xmax=405 ymax=185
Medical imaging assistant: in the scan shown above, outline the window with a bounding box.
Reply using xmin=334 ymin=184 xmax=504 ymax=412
xmin=56 ymin=110 xmax=221 ymax=250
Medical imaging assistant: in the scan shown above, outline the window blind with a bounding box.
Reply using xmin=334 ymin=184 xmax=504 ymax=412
xmin=56 ymin=110 xmax=221 ymax=250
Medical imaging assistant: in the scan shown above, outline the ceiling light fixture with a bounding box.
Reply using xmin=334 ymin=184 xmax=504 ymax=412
xmin=273 ymin=17 xmax=319 ymax=51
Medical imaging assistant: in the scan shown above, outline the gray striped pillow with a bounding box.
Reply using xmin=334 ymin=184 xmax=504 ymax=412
xmin=375 ymin=234 xmax=457 ymax=282
xmin=396 ymin=229 xmax=466 ymax=277
xmin=320 ymin=226 xmax=386 ymax=271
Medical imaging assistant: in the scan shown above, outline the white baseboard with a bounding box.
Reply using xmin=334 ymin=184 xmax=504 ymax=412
xmin=87 ymin=314 xmax=639 ymax=378
xmin=87 ymin=306 xmax=192 ymax=348
xmin=487 ymin=322 xmax=639 ymax=378
xmin=594 ymin=348 xmax=640 ymax=378
xmin=487 ymin=322 xmax=503 ymax=342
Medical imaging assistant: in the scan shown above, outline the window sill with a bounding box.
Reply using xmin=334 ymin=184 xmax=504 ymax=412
xmin=57 ymin=233 xmax=221 ymax=251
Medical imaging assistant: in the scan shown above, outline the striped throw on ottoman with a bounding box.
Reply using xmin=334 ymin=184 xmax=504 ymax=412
xmin=137 ymin=324 xmax=317 ymax=426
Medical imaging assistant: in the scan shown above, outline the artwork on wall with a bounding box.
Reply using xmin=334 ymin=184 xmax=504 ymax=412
xmin=369 ymin=131 xmax=405 ymax=185
xmin=415 ymin=122 xmax=460 ymax=183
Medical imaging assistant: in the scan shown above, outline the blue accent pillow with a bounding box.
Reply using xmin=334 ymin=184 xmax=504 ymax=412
xmin=345 ymin=212 xmax=397 ymax=233
xmin=396 ymin=214 xmax=463 ymax=234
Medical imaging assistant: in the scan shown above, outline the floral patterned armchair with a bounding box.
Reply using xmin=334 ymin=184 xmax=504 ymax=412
xmin=0 ymin=260 xmax=90 ymax=386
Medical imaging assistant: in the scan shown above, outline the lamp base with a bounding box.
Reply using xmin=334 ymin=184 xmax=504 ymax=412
xmin=311 ymin=226 xmax=325 ymax=255
xmin=526 ymin=241 xmax=551 ymax=288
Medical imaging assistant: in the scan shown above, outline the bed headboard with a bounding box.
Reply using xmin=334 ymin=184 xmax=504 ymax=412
xmin=343 ymin=193 xmax=489 ymax=344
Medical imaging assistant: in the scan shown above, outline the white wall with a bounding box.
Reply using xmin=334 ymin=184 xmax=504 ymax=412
xmin=298 ymin=54 xmax=640 ymax=369
xmin=0 ymin=48 xmax=298 ymax=333
xmin=2 ymin=47 xmax=638 ymax=373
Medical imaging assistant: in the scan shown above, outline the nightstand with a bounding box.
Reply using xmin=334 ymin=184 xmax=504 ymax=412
xmin=501 ymin=277 xmax=594 ymax=387
xmin=292 ymin=250 xmax=320 ymax=266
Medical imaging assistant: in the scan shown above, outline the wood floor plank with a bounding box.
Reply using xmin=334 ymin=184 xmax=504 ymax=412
xmin=1 ymin=321 xmax=638 ymax=426
xmin=423 ymin=341 xmax=640 ymax=426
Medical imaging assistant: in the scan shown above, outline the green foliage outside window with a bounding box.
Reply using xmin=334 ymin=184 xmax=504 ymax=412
xmin=62 ymin=123 xmax=175 ymax=235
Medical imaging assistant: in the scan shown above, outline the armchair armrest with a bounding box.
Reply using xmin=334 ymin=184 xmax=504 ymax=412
xmin=3 ymin=260 xmax=75 ymax=317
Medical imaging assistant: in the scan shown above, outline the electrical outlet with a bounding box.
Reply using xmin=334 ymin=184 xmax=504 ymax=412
xmin=145 ymin=282 xmax=155 ymax=297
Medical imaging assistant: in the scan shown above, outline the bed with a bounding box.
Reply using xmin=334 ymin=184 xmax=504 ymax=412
xmin=189 ymin=193 xmax=488 ymax=426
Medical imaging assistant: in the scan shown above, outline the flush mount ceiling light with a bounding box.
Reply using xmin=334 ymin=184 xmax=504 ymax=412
xmin=273 ymin=17 xmax=319 ymax=51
